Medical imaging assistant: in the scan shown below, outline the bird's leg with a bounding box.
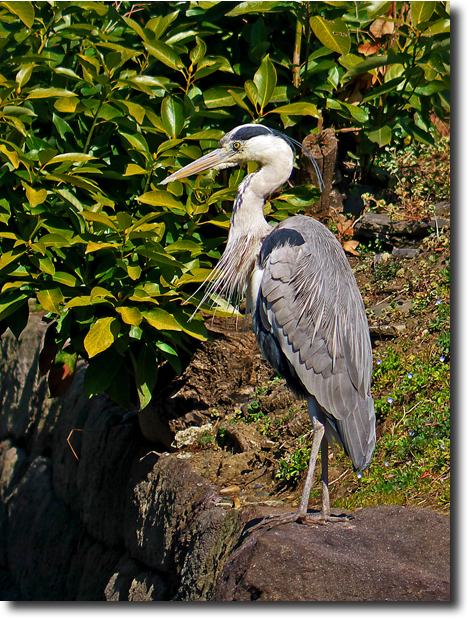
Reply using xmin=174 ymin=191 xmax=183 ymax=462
xmin=243 ymin=416 xmax=325 ymax=535
xmin=320 ymin=435 xmax=330 ymax=518
xmin=291 ymin=415 xmax=324 ymax=520
xmin=244 ymin=417 xmax=351 ymax=536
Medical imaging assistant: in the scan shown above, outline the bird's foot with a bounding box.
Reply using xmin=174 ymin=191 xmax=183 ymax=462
xmin=244 ymin=509 xmax=353 ymax=536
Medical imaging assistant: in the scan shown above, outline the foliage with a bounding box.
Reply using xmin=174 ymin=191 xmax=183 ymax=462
xmin=0 ymin=1 xmax=450 ymax=409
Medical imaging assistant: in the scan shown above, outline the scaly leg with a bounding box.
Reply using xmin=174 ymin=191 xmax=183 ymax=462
xmin=244 ymin=414 xmax=350 ymax=536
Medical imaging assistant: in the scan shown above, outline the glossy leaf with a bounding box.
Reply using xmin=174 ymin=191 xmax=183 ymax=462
xmin=84 ymin=317 xmax=120 ymax=358
xmin=145 ymin=40 xmax=184 ymax=71
xmin=142 ymin=308 xmax=182 ymax=331
xmin=411 ymin=2 xmax=436 ymax=26
xmin=367 ymin=125 xmax=392 ymax=147
xmin=136 ymin=191 xmax=185 ymax=211
xmin=37 ymin=288 xmax=64 ymax=314
xmin=267 ymin=102 xmax=320 ymax=117
xmin=116 ymin=306 xmax=143 ymax=326
xmin=161 ymin=96 xmax=185 ymax=139
xmin=310 ymin=16 xmax=351 ymax=55
xmin=253 ymin=55 xmax=277 ymax=112
xmin=3 ymin=1 xmax=35 ymax=27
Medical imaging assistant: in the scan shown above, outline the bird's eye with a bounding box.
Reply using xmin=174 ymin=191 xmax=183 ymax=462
xmin=232 ymin=141 xmax=241 ymax=151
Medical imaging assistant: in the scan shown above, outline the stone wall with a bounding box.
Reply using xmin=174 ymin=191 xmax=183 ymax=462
xmin=0 ymin=314 xmax=450 ymax=601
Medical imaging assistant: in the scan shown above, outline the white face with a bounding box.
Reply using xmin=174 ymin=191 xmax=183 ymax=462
xmin=160 ymin=125 xmax=294 ymax=185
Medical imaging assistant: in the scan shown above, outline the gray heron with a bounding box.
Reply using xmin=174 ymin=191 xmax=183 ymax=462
xmin=161 ymin=124 xmax=375 ymax=528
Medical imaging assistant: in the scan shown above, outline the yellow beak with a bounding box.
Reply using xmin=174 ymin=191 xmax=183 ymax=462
xmin=159 ymin=148 xmax=235 ymax=185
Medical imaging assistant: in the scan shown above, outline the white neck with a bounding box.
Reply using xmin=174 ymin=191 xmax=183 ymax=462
xmin=199 ymin=136 xmax=294 ymax=312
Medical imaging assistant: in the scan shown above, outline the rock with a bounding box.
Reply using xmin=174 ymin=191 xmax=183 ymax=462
xmin=434 ymin=201 xmax=450 ymax=218
xmin=104 ymin=554 xmax=168 ymax=601
xmin=0 ymin=310 xmax=450 ymax=601
xmin=172 ymin=422 xmax=214 ymax=449
xmin=355 ymin=212 xmax=449 ymax=247
xmin=123 ymin=451 xmax=244 ymax=600
xmin=211 ymin=506 xmax=450 ymax=601
xmin=369 ymin=298 xmax=413 ymax=318
xmin=6 ymin=457 xmax=83 ymax=600
xmin=392 ymin=247 xmax=421 ymax=258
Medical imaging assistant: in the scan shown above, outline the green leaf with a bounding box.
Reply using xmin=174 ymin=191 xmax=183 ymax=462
xmin=190 ymin=36 xmax=207 ymax=65
xmin=23 ymin=184 xmax=47 ymax=207
xmin=367 ymin=125 xmax=392 ymax=147
xmin=244 ymin=80 xmax=260 ymax=109
xmin=310 ymin=16 xmax=351 ymax=55
xmin=161 ymin=96 xmax=185 ymax=139
xmin=27 ymin=88 xmax=78 ymax=99
xmin=203 ymin=87 xmax=237 ymax=108
xmin=145 ymin=40 xmax=184 ymax=71
xmin=38 ymin=257 xmax=55 ymax=276
xmin=227 ymin=89 xmax=252 ymax=114
xmin=37 ymin=288 xmax=64 ymax=314
xmin=174 ymin=311 xmax=207 ymax=341
xmin=155 ymin=341 xmax=181 ymax=374
xmin=119 ymin=100 xmax=146 ymax=124
xmin=3 ymin=1 xmax=35 ymax=27
xmin=44 ymin=153 xmax=96 ymax=166
xmin=53 ymin=271 xmax=79 ymax=288
xmin=226 ymin=1 xmax=291 ymax=16
xmin=84 ymin=317 xmax=120 ymax=358
xmin=127 ymin=265 xmax=142 ymax=280
xmin=82 ymin=211 xmax=118 ymax=230
xmin=0 ymin=249 xmax=26 ymax=271
xmin=267 ymin=102 xmax=320 ymax=117
xmin=37 ymin=234 xmax=70 ymax=248
xmin=136 ymin=191 xmax=185 ymax=211
xmin=116 ymin=306 xmax=143 ymax=326
xmin=83 ymin=348 xmax=124 ymax=399
xmin=253 ymin=55 xmax=277 ymax=112
xmin=411 ymin=1 xmax=436 ymax=26
xmin=131 ymin=342 xmax=159 ymax=410
xmin=343 ymin=52 xmax=411 ymax=81
xmin=54 ymin=98 xmax=79 ymax=113
xmin=124 ymin=163 xmax=147 ymax=176
xmin=0 ymin=290 xmax=28 ymax=322
xmin=142 ymin=308 xmax=182 ymax=331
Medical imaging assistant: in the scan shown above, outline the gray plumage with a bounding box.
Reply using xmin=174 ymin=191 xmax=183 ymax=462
xmin=161 ymin=123 xmax=376 ymax=527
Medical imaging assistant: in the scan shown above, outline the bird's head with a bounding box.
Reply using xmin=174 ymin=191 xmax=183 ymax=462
xmin=160 ymin=123 xmax=324 ymax=189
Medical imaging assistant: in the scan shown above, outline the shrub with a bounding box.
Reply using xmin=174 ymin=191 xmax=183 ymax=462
xmin=0 ymin=1 xmax=450 ymax=409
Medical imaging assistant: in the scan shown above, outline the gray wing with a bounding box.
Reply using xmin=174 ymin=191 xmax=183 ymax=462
xmin=256 ymin=216 xmax=375 ymax=470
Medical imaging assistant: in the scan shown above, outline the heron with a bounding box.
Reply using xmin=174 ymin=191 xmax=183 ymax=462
xmin=161 ymin=123 xmax=375 ymax=528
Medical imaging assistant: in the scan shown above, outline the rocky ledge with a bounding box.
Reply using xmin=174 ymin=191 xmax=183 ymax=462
xmin=0 ymin=314 xmax=450 ymax=601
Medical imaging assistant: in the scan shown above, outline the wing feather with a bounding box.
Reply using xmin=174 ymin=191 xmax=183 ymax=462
xmin=255 ymin=216 xmax=375 ymax=470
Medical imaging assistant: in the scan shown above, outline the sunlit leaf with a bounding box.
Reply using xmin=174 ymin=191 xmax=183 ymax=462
xmin=84 ymin=317 xmax=120 ymax=358
xmin=27 ymin=88 xmax=78 ymax=99
xmin=310 ymin=16 xmax=351 ymax=55
xmin=3 ymin=1 xmax=35 ymax=27
xmin=136 ymin=190 xmax=185 ymax=211
xmin=0 ymin=290 xmax=28 ymax=322
xmin=54 ymin=98 xmax=79 ymax=113
xmin=267 ymin=102 xmax=320 ymax=117
xmin=367 ymin=125 xmax=392 ymax=147
xmin=142 ymin=307 xmax=182 ymax=331
xmin=23 ymin=183 xmax=47 ymax=207
xmin=253 ymin=54 xmax=277 ymax=111
xmin=161 ymin=96 xmax=185 ymax=139
xmin=53 ymin=271 xmax=79 ymax=287
xmin=411 ymin=1 xmax=436 ymax=26
xmin=37 ymin=288 xmax=64 ymax=314
xmin=116 ymin=306 xmax=143 ymax=326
